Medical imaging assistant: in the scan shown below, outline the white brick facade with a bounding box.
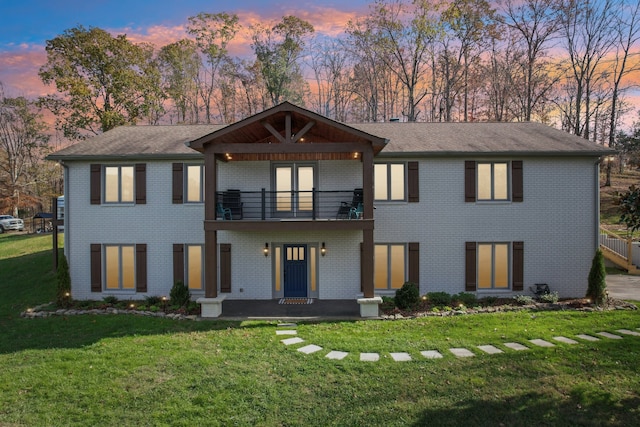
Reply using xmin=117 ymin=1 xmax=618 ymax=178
xmin=64 ymin=154 xmax=599 ymax=301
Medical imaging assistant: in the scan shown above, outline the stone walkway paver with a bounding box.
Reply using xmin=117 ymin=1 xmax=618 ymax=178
xmin=326 ymin=350 xmax=349 ymax=360
xmin=360 ymin=353 xmax=380 ymax=362
xmin=553 ymin=336 xmax=578 ymax=345
xmin=529 ymin=339 xmax=555 ymax=347
xmin=421 ymin=350 xmax=443 ymax=359
xmin=477 ymin=345 xmax=503 ymax=354
xmin=449 ymin=348 xmax=475 ymax=357
xmin=597 ymin=331 xmax=622 ymax=339
xmin=617 ymin=329 xmax=640 ymax=337
xmin=298 ymin=344 xmax=322 ymax=354
xmin=390 ymin=352 xmax=412 ymax=362
xmin=275 ymin=323 xmax=640 ymax=363
xmin=504 ymin=342 xmax=529 ymax=351
xmin=576 ymin=334 xmax=600 ymax=341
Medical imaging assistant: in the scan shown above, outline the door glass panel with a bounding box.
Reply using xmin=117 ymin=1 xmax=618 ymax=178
xmin=298 ymin=166 xmax=314 ymax=211
xmin=276 ymin=167 xmax=292 ymax=211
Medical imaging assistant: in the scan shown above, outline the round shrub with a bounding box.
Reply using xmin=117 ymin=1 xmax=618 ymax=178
xmin=394 ymin=282 xmax=420 ymax=309
xmin=426 ymin=291 xmax=452 ymax=307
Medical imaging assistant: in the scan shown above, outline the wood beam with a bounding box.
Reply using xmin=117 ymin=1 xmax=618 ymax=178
xmin=285 ymin=113 xmax=292 ymax=142
xmin=204 ymin=146 xmax=218 ymax=298
xmin=211 ymin=141 xmax=370 ymax=154
xmin=262 ymin=122 xmax=286 ymax=143
xmin=293 ymin=121 xmax=315 ymax=142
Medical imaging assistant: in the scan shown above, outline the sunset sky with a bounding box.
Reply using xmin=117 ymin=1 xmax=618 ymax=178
xmin=0 ymin=0 xmax=638 ymax=129
xmin=0 ymin=0 xmax=370 ymax=98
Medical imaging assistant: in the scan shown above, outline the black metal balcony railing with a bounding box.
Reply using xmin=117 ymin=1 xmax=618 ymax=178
xmin=215 ymin=189 xmax=364 ymax=221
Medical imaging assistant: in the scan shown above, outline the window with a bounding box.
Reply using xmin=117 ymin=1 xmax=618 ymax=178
xmin=104 ymin=166 xmax=135 ymax=203
xmin=477 ymin=243 xmax=510 ymax=289
xmin=186 ymin=165 xmax=204 ymax=203
xmin=477 ymin=162 xmax=508 ymax=201
xmin=465 ymin=161 xmax=522 ymax=203
xmin=186 ymin=244 xmax=204 ymax=290
xmin=375 ymin=163 xmax=405 ymax=201
xmin=104 ymin=245 xmax=136 ymax=290
xmin=374 ymin=244 xmax=406 ymax=290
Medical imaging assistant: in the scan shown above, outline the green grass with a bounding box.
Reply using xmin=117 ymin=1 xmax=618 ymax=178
xmin=1 ymin=234 xmax=640 ymax=426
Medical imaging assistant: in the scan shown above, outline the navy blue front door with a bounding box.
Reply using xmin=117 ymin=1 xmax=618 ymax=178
xmin=284 ymin=245 xmax=307 ymax=297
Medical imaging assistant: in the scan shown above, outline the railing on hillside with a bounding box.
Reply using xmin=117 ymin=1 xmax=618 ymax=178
xmin=214 ymin=189 xmax=365 ymax=221
xmin=599 ymin=227 xmax=640 ymax=274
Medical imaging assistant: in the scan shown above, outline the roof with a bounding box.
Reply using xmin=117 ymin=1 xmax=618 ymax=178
xmin=47 ymin=117 xmax=614 ymax=162
xmin=47 ymin=125 xmax=222 ymax=161
xmin=351 ymin=122 xmax=614 ymax=157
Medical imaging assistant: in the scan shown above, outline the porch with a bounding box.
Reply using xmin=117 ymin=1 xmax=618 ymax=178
xmin=599 ymin=227 xmax=640 ymax=274
xmin=218 ymin=299 xmax=362 ymax=320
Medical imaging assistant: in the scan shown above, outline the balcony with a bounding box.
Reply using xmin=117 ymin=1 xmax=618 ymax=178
xmin=207 ymin=189 xmax=373 ymax=232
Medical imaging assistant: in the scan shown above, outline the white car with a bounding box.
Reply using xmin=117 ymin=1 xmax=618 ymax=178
xmin=0 ymin=215 xmax=24 ymax=233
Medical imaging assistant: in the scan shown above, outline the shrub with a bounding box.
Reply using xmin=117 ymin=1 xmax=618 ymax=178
xmin=426 ymin=291 xmax=451 ymax=307
xmin=539 ymin=291 xmax=559 ymax=303
xmin=56 ymin=253 xmax=72 ymax=308
xmin=103 ymin=296 xmax=118 ymax=305
xmin=586 ymin=249 xmax=607 ymax=305
xmin=145 ymin=295 xmax=162 ymax=306
xmin=394 ymin=282 xmax=420 ymax=309
xmin=453 ymin=292 xmax=477 ymax=307
xmin=514 ymin=295 xmax=534 ymax=305
xmin=170 ymin=281 xmax=191 ymax=307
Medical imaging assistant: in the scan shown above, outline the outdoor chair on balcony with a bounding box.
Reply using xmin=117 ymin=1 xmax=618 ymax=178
xmin=336 ymin=188 xmax=363 ymax=219
xmin=349 ymin=202 xmax=363 ymax=219
xmin=217 ymin=203 xmax=232 ymax=220
xmin=222 ymin=189 xmax=243 ymax=219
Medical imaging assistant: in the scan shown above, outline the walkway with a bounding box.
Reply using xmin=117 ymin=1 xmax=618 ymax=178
xmin=277 ymin=323 xmax=640 ymax=362
xmin=607 ymin=275 xmax=640 ymax=301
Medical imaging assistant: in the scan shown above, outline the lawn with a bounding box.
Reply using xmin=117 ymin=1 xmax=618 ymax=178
xmin=1 ymin=234 xmax=640 ymax=426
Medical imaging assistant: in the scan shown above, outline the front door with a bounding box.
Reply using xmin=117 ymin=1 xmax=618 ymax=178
xmin=284 ymin=244 xmax=307 ymax=297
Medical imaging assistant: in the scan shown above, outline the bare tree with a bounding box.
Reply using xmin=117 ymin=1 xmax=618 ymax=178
xmin=502 ymin=0 xmax=562 ymax=122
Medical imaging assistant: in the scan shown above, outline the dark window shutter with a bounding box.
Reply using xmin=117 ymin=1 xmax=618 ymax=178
xmin=135 ymin=164 xmax=146 ymax=205
xmin=465 ymin=242 xmax=477 ymax=291
xmin=136 ymin=244 xmax=147 ymax=292
xmin=408 ymin=242 xmax=419 ymax=284
xmin=465 ymin=161 xmax=476 ymax=203
xmin=90 ymin=244 xmax=102 ymax=292
xmin=407 ymin=161 xmax=419 ymax=203
xmin=220 ymin=243 xmax=231 ymax=293
xmin=173 ymin=244 xmax=184 ymax=284
xmin=172 ymin=163 xmax=184 ymax=204
xmin=512 ymin=241 xmax=524 ymax=291
xmin=512 ymin=161 xmax=523 ymax=202
xmin=90 ymin=164 xmax=101 ymax=205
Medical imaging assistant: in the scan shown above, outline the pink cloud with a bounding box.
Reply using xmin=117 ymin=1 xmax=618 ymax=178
xmin=0 ymin=46 xmax=49 ymax=98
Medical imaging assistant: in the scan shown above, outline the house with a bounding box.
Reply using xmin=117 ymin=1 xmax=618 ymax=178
xmin=47 ymin=102 xmax=614 ymax=317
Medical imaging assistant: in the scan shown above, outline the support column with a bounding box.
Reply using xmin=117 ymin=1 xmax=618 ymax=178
xmin=204 ymin=147 xmax=218 ymax=299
